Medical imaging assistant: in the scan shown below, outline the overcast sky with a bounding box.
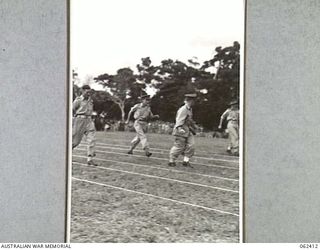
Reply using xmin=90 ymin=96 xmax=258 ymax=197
xmin=71 ymin=0 xmax=244 ymax=84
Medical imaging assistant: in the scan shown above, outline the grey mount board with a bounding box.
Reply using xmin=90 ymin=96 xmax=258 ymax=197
xmin=0 ymin=0 xmax=68 ymax=242
xmin=245 ymin=0 xmax=320 ymax=242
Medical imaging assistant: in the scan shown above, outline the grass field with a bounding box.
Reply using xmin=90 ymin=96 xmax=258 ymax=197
xmin=71 ymin=131 xmax=239 ymax=243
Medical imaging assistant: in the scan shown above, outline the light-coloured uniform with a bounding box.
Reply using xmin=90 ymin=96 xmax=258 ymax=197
xmin=221 ymin=108 xmax=239 ymax=154
xmin=130 ymin=103 xmax=153 ymax=151
xmin=72 ymin=96 xmax=96 ymax=161
xmin=169 ymin=104 xmax=196 ymax=162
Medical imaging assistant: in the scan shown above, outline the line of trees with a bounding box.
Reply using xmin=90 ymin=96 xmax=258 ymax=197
xmin=73 ymin=42 xmax=240 ymax=130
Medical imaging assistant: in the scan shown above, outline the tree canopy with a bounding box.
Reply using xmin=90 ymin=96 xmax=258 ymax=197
xmin=93 ymin=68 xmax=146 ymax=121
xmin=73 ymin=42 xmax=240 ymax=130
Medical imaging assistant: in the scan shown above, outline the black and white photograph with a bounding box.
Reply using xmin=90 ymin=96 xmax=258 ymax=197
xmin=4 ymin=0 xmax=320 ymax=245
xmin=70 ymin=0 xmax=244 ymax=243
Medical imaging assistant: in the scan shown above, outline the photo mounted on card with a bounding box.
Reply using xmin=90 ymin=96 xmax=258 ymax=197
xmin=69 ymin=0 xmax=244 ymax=243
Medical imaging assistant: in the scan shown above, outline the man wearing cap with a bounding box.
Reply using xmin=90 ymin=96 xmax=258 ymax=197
xmin=168 ymin=93 xmax=197 ymax=167
xmin=218 ymin=100 xmax=239 ymax=156
xmin=72 ymin=85 xmax=98 ymax=166
xmin=125 ymin=94 xmax=159 ymax=157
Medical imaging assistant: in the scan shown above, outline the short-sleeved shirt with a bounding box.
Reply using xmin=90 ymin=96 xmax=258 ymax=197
xmin=131 ymin=103 xmax=152 ymax=121
xmin=73 ymin=96 xmax=94 ymax=116
xmin=221 ymin=108 xmax=239 ymax=123
xmin=174 ymin=104 xmax=193 ymax=129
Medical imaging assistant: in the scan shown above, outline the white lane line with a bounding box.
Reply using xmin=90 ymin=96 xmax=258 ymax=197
xmin=73 ymin=153 xmax=239 ymax=182
xmin=89 ymin=143 xmax=238 ymax=163
xmin=72 ymin=177 xmax=239 ymax=217
xmin=76 ymin=146 xmax=238 ymax=170
xmin=92 ymin=142 xmax=238 ymax=163
xmin=73 ymin=161 xmax=239 ymax=193
xmin=97 ymin=137 xmax=239 ymax=159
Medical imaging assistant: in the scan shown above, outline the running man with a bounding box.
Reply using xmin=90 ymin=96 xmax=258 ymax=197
xmin=125 ymin=94 xmax=159 ymax=157
xmin=72 ymin=85 xmax=98 ymax=166
xmin=168 ymin=93 xmax=197 ymax=167
xmin=218 ymin=100 xmax=239 ymax=156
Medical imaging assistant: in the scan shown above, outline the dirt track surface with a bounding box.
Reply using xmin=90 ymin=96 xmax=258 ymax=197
xmin=71 ymin=131 xmax=239 ymax=242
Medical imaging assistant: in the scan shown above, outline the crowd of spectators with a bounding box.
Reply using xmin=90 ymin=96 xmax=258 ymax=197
xmin=92 ymin=113 xmax=228 ymax=138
